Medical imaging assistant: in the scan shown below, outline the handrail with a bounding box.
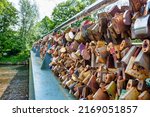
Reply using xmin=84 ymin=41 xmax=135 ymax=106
xmin=42 ymin=0 xmax=119 ymax=38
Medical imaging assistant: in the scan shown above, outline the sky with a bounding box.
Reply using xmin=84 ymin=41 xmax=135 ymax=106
xmin=8 ymin=0 xmax=66 ymax=20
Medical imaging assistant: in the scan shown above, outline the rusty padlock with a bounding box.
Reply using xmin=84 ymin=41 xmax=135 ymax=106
xmin=87 ymin=74 xmax=99 ymax=93
xmin=93 ymin=88 xmax=110 ymax=100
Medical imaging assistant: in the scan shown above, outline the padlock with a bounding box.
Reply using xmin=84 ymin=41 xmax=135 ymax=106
xmin=106 ymin=81 xmax=117 ymax=99
xmin=108 ymin=5 xmax=121 ymax=17
xmin=66 ymin=79 xmax=74 ymax=88
xmin=129 ymin=0 xmax=142 ymax=12
xmin=121 ymin=46 xmax=137 ymax=64
xmin=120 ymin=87 xmax=140 ymax=100
xmin=120 ymin=47 xmax=130 ymax=58
xmin=74 ymin=31 xmax=84 ymax=43
xmin=137 ymin=80 xmax=146 ymax=92
xmin=82 ymin=73 xmax=92 ymax=85
xmin=108 ymin=23 xmax=118 ymax=39
xmin=81 ymin=86 xmax=91 ymax=99
xmin=92 ymin=24 xmax=101 ymax=41
xmin=114 ymin=45 xmax=121 ymax=60
xmin=126 ymin=79 xmax=139 ymax=90
xmin=133 ymin=14 xmax=150 ymax=39
xmin=105 ymin=73 xmax=115 ymax=84
xmin=72 ymin=74 xmax=78 ymax=81
xmin=123 ymin=10 xmax=132 ymax=26
xmin=87 ymin=24 xmax=96 ymax=41
xmin=107 ymin=42 xmax=114 ymax=52
xmin=93 ymin=88 xmax=110 ymax=100
xmin=138 ymin=91 xmax=150 ymax=100
xmin=87 ymin=74 xmax=99 ymax=93
xmin=125 ymin=55 xmax=149 ymax=80
xmin=112 ymin=13 xmax=128 ymax=34
xmin=134 ymin=50 xmax=150 ymax=71
xmin=142 ymin=39 xmax=150 ymax=54
xmin=120 ymin=39 xmax=131 ymax=51
xmin=106 ymin=54 xmax=115 ymax=68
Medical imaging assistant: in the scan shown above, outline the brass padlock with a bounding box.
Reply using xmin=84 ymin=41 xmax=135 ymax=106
xmin=106 ymin=81 xmax=117 ymax=99
xmin=120 ymin=87 xmax=140 ymax=100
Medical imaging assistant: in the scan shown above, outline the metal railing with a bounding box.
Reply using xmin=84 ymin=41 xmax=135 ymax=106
xmin=42 ymin=0 xmax=119 ymax=38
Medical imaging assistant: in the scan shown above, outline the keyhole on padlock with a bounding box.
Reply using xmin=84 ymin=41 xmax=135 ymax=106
xmin=143 ymin=41 xmax=148 ymax=48
xmin=128 ymin=83 xmax=131 ymax=87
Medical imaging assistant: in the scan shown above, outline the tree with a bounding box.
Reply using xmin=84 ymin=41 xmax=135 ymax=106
xmin=35 ymin=16 xmax=55 ymax=36
xmin=0 ymin=0 xmax=18 ymax=55
xmin=18 ymin=0 xmax=39 ymax=49
xmin=51 ymin=0 xmax=96 ymax=29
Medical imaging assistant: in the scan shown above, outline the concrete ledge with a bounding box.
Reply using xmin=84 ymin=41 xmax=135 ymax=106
xmin=30 ymin=51 xmax=76 ymax=100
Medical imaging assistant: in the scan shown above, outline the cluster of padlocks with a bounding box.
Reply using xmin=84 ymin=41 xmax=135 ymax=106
xmin=32 ymin=0 xmax=150 ymax=100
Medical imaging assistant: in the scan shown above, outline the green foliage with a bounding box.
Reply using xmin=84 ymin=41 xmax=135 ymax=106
xmin=35 ymin=16 xmax=55 ymax=37
xmin=0 ymin=0 xmax=18 ymax=56
xmin=0 ymin=0 xmax=38 ymax=63
xmin=51 ymin=0 xmax=96 ymax=28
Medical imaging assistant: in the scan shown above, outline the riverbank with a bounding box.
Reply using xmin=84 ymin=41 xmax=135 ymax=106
xmin=0 ymin=65 xmax=29 ymax=100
